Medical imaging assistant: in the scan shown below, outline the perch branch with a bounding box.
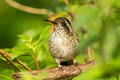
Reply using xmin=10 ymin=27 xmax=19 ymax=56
xmin=0 ymin=50 xmax=22 ymax=71
xmin=5 ymin=0 xmax=49 ymax=15
xmin=0 ymin=49 xmax=31 ymax=71
xmin=12 ymin=61 xmax=95 ymax=80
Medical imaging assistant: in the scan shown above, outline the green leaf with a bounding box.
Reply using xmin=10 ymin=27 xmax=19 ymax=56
xmin=37 ymin=26 xmax=50 ymax=43
xmin=10 ymin=44 xmax=32 ymax=59
xmin=0 ymin=59 xmax=14 ymax=72
xmin=0 ymin=70 xmax=14 ymax=80
xmin=0 ymin=59 xmax=14 ymax=80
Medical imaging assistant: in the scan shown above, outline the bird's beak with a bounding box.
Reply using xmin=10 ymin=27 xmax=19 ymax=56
xmin=44 ymin=19 xmax=57 ymax=25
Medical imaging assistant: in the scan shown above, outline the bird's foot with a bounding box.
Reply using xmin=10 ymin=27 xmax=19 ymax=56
xmin=73 ymin=59 xmax=78 ymax=66
xmin=58 ymin=66 xmax=64 ymax=71
xmin=73 ymin=62 xmax=78 ymax=66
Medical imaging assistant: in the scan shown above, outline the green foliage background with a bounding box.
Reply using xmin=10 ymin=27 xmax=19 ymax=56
xmin=0 ymin=0 xmax=120 ymax=80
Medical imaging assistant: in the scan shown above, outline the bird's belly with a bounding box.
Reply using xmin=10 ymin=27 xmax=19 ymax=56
xmin=49 ymin=37 xmax=76 ymax=62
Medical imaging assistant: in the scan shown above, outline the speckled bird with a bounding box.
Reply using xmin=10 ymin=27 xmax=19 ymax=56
xmin=45 ymin=17 xmax=79 ymax=67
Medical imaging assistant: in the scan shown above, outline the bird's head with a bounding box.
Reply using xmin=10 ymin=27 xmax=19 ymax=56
xmin=45 ymin=17 xmax=74 ymax=33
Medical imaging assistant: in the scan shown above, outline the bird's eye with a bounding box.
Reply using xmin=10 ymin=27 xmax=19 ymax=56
xmin=61 ymin=22 xmax=66 ymax=26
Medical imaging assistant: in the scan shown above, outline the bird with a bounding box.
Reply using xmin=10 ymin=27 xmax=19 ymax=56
xmin=45 ymin=17 xmax=79 ymax=67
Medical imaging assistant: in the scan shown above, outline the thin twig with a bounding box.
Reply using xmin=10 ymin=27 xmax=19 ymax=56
xmin=68 ymin=12 xmax=75 ymax=22
xmin=81 ymin=27 xmax=94 ymax=61
xmin=15 ymin=59 xmax=32 ymax=71
xmin=64 ymin=0 xmax=69 ymax=6
xmin=5 ymin=0 xmax=49 ymax=15
xmin=81 ymin=27 xmax=88 ymax=63
xmin=80 ymin=0 xmax=95 ymax=6
xmin=0 ymin=50 xmax=22 ymax=71
xmin=0 ymin=49 xmax=31 ymax=71
xmin=88 ymin=46 xmax=93 ymax=61
xmin=81 ymin=51 xmax=87 ymax=63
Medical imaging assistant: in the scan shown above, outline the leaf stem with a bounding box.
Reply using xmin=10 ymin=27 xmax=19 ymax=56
xmin=32 ymin=48 xmax=39 ymax=70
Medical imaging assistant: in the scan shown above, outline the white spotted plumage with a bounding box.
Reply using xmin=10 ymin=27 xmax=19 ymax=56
xmin=48 ymin=22 xmax=79 ymax=62
xmin=48 ymin=17 xmax=79 ymax=67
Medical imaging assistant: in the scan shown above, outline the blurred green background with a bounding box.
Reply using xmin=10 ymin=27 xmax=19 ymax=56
xmin=0 ymin=0 xmax=120 ymax=80
xmin=0 ymin=0 xmax=55 ymax=48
